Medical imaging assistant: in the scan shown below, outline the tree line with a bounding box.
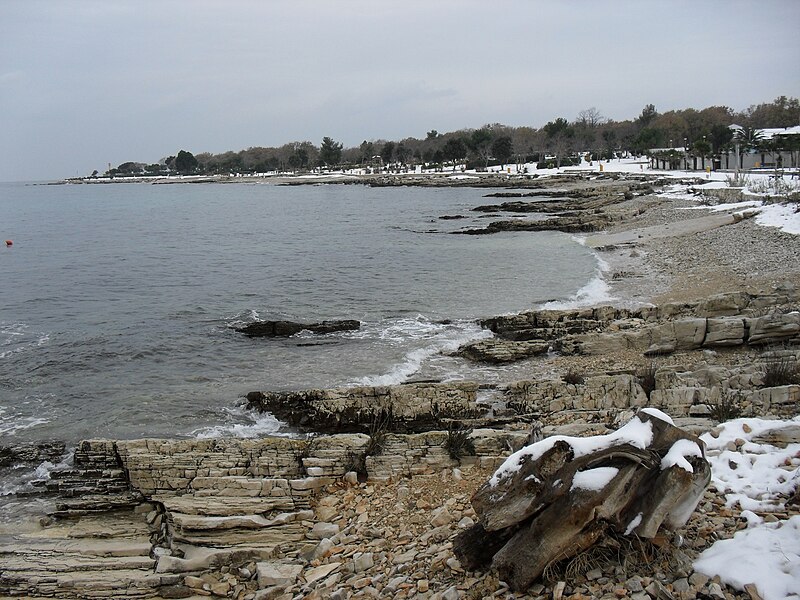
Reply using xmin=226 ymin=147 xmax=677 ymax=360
xmin=101 ymin=96 xmax=799 ymax=177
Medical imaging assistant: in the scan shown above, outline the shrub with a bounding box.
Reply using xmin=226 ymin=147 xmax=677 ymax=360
xmin=364 ymin=409 xmax=393 ymax=457
xmin=443 ymin=421 xmax=476 ymax=462
xmin=762 ymin=355 xmax=800 ymax=387
xmin=563 ymin=368 xmax=585 ymax=385
xmin=709 ymin=389 xmax=742 ymax=422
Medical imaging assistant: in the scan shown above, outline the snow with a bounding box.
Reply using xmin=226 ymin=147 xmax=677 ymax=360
xmin=482 ymin=156 xmax=800 ymax=235
xmin=699 ymin=417 xmax=800 ymax=512
xmin=693 ymin=417 xmax=800 ymax=599
xmin=570 ymin=467 xmax=619 ymax=492
xmin=694 ymin=516 xmax=800 ymax=600
xmin=755 ymin=203 xmax=800 ymax=235
xmin=624 ymin=512 xmax=643 ymax=536
xmin=661 ymin=438 xmax=703 ymax=473
xmin=681 ymin=200 xmax=763 ymax=212
xmin=639 ymin=407 xmax=674 ymax=425
xmin=489 ymin=414 xmax=654 ymax=487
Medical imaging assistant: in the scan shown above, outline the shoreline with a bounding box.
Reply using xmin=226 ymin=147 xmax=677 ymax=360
xmin=2 ymin=176 xmax=799 ymax=599
xmin=585 ymin=192 xmax=800 ymax=307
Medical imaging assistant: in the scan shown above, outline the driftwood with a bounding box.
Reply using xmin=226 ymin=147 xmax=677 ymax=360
xmin=454 ymin=410 xmax=711 ymax=592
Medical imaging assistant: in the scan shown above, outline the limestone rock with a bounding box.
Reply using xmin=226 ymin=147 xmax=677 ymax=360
xmin=457 ymin=338 xmax=550 ymax=363
xmin=246 ymin=382 xmax=484 ymax=433
xmin=747 ymin=313 xmax=800 ymax=345
xmin=705 ymin=317 xmax=745 ymax=347
xmin=256 ymin=562 xmax=303 ymax=588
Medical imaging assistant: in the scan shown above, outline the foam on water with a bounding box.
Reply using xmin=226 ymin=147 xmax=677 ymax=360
xmin=0 ymin=410 xmax=51 ymax=436
xmin=0 ymin=322 xmax=50 ymax=359
xmin=224 ymin=309 xmax=262 ymax=329
xmin=191 ymin=405 xmax=290 ymax=439
xmin=0 ymin=451 xmax=73 ymax=496
xmin=539 ymin=255 xmax=614 ymax=310
xmin=354 ymin=317 xmax=492 ymax=386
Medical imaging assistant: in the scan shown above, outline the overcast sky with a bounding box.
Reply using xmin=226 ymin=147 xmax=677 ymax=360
xmin=1 ymin=0 xmax=798 ymax=182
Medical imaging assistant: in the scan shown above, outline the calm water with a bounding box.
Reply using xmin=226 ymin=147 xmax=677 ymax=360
xmin=0 ymin=181 xmax=600 ymax=446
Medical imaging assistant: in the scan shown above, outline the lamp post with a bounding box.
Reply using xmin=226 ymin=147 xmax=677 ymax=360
xmin=684 ymin=138 xmax=688 ymax=170
xmin=729 ymin=124 xmax=743 ymax=182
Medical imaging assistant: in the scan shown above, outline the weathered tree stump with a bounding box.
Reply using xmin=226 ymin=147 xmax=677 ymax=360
xmin=454 ymin=409 xmax=711 ymax=592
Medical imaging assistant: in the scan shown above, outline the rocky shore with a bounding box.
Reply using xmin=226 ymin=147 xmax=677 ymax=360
xmin=2 ymin=174 xmax=798 ymax=600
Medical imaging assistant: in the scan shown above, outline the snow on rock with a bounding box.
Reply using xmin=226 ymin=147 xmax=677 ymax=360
xmin=694 ymin=515 xmax=800 ymax=600
xmin=700 ymin=417 xmax=800 ymax=512
xmin=489 ymin=414 xmax=654 ymax=487
xmin=570 ymin=466 xmax=619 ymax=492
xmin=640 ymin=407 xmax=674 ymax=425
xmin=660 ymin=438 xmax=703 ymax=473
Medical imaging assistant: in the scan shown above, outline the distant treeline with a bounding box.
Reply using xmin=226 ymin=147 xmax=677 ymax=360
xmin=102 ymin=96 xmax=799 ymax=177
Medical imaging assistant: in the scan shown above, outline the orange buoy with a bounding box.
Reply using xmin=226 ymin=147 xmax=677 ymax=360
xmin=4 ymin=240 xmax=11 ymax=247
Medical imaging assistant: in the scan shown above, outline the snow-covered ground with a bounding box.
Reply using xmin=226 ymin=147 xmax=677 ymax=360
xmin=494 ymin=157 xmax=800 ymax=236
xmin=694 ymin=417 xmax=800 ymax=600
xmin=336 ymin=156 xmax=800 ymax=235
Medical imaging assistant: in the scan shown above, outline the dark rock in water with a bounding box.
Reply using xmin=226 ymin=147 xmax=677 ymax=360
xmin=236 ymin=319 xmax=360 ymax=337
xmin=454 ymin=213 xmax=612 ymax=235
xmin=438 ymin=214 xmax=467 ymax=220
xmin=0 ymin=441 xmax=66 ymax=468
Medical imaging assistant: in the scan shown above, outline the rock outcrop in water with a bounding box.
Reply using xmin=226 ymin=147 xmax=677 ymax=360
xmin=235 ymin=319 xmax=360 ymax=337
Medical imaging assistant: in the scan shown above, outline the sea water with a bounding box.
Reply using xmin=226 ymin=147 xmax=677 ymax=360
xmin=0 ymin=181 xmax=602 ymax=446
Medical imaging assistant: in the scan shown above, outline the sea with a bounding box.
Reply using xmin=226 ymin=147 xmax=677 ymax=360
xmin=0 ymin=180 xmax=606 ymax=485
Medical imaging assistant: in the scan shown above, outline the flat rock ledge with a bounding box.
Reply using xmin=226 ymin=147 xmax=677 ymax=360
xmin=457 ymin=287 xmax=800 ymax=363
xmin=245 ymin=382 xmax=486 ymax=434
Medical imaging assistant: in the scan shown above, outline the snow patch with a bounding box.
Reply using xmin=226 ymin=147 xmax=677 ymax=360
xmin=570 ymin=467 xmax=619 ymax=492
xmin=490 ymin=415 xmax=653 ymax=487
xmin=694 ymin=516 xmax=800 ymax=600
xmin=755 ymin=203 xmax=800 ymax=235
xmin=639 ymin=407 xmax=674 ymax=425
xmin=700 ymin=417 xmax=800 ymax=512
xmin=624 ymin=512 xmax=643 ymax=536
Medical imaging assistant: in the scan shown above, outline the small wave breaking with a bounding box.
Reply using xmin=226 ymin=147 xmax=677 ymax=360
xmin=0 ymin=452 xmax=73 ymax=497
xmin=190 ymin=405 xmax=290 ymax=439
xmin=539 ymin=255 xmax=614 ymax=310
xmin=354 ymin=316 xmax=492 ymax=386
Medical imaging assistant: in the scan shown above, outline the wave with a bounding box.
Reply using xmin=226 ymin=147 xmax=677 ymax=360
xmin=190 ymin=405 xmax=290 ymax=439
xmin=538 ymin=255 xmax=614 ymax=310
xmin=0 ymin=322 xmax=50 ymax=359
xmin=0 ymin=451 xmax=73 ymax=497
xmin=353 ymin=316 xmax=492 ymax=386
xmin=0 ymin=412 xmax=51 ymax=436
xmin=224 ymin=308 xmax=262 ymax=329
